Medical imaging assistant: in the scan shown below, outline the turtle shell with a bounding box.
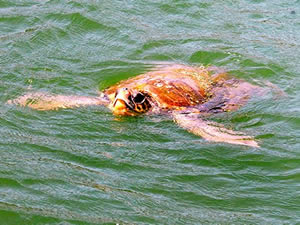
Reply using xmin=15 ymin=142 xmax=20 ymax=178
xmin=104 ymin=65 xmax=218 ymax=110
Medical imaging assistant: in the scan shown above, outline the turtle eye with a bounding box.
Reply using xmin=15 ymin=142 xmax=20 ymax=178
xmin=133 ymin=92 xmax=145 ymax=104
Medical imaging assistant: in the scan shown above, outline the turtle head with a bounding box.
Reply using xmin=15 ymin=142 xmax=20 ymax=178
xmin=111 ymin=88 xmax=151 ymax=116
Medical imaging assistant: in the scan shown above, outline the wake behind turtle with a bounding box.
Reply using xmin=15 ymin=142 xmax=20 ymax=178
xmin=9 ymin=64 xmax=266 ymax=147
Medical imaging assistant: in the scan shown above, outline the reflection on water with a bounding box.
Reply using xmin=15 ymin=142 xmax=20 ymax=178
xmin=0 ymin=0 xmax=299 ymax=224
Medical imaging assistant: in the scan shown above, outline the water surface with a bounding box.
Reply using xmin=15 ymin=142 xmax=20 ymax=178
xmin=0 ymin=0 xmax=299 ymax=224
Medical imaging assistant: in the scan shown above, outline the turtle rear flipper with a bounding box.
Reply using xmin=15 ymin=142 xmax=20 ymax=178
xmin=7 ymin=92 xmax=110 ymax=110
xmin=173 ymin=112 xmax=259 ymax=147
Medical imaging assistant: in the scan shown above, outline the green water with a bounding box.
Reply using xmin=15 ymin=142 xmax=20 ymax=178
xmin=1 ymin=0 xmax=299 ymax=224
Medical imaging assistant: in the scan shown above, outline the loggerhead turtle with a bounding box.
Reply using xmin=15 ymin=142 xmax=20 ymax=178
xmin=8 ymin=64 xmax=265 ymax=147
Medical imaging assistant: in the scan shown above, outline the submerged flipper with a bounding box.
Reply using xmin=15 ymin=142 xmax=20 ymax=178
xmin=173 ymin=113 xmax=259 ymax=147
xmin=7 ymin=92 xmax=110 ymax=110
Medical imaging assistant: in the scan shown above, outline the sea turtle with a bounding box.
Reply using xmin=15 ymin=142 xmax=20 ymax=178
xmin=8 ymin=64 xmax=265 ymax=147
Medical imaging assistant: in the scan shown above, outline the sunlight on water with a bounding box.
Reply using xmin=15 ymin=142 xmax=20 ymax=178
xmin=0 ymin=0 xmax=299 ymax=224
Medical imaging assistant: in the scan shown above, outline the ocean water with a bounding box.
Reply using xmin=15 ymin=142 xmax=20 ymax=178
xmin=0 ymin=0 xmax=299 ymax=224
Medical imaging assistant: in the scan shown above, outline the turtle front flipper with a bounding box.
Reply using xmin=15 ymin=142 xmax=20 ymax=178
xmin=173 ymin=112 xmax=259 ymax=147
xmin=7 ymin=92 xmax=110 ymax=110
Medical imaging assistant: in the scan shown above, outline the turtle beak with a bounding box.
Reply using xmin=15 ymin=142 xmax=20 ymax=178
xmin=112 ymin=88 xmax=135 ymax=111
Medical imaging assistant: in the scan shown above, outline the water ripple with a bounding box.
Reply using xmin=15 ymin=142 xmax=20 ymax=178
xmin=1 ymin=0 xmax=300 ymax=224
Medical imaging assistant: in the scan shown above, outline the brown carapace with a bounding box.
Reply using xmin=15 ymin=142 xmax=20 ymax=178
xmin=8 ymin=64 xmax=266 ymax=147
